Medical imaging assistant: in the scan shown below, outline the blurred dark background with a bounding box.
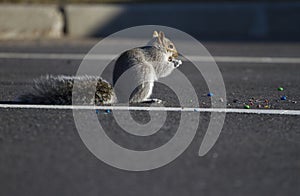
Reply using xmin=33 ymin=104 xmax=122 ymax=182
xmin=0 ymin=0 xmax=300 ymax=41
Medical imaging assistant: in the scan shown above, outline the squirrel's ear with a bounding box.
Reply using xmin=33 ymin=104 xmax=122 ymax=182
xmin=159 ymin=31 xmax=165 ymax=39
xmin=153 ymin=31 xmax=159 ymax=37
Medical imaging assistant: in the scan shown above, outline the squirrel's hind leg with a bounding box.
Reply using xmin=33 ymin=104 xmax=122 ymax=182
xmin=129 ymin=81 xmax=160 ymax=103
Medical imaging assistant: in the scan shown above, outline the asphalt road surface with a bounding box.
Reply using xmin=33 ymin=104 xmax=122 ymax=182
xmin=0 ymin=39 xmax=299 ymax=196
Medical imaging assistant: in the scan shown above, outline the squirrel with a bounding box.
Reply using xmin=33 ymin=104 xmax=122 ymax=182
xmin=15 ymin=31 xmax=182 ymax=105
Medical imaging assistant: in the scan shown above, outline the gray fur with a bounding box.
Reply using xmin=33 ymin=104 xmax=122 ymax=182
xmin=17 ymin=75 xmax=116 ymax=105
xmin=112 ymin=36 xmax=181 ymax=103
xmin=17 ymin=31 xmax=181 ymax=105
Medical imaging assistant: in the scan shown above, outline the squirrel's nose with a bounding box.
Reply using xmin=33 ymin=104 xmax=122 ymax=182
xmin=172 ymin=52 xmax=178 ymax=58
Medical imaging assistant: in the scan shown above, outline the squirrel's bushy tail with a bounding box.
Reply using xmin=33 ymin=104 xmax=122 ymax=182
xmin=17 ymin=75 xmax=116 ymax=105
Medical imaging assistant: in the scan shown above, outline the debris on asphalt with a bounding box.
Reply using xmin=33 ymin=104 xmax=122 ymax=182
xmin=201 ymin=86 xmax=294 ymax=109
xmin=244 ymin=105 xmax=250 ymax=109
xmin=233 ymin=99 xmax=239 ymax=103
xmin=96 ymin=109 xmax=111 ymax=114
xmin=227 ymin=85 xmax=297 ymax=109
xmin=248 ymin=98 xmax=254 ymax=102
xmin=281 ymin=96 xmax=287 ymax=100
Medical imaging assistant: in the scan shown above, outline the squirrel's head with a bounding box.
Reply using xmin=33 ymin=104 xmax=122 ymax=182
xmin=151 ymin=31 xmax=178 ymax=58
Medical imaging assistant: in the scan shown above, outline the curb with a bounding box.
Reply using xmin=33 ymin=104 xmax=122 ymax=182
xmin=1 ymin=3 xmax=300 ymax=40
xmin=0 ymin=4 xmax=63 ymax=39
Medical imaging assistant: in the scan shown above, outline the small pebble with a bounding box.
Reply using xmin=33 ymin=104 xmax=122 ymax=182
xmin=233 ymin=99 xmax=238 ymax=103
xmin=207 ymin=93 xmax=213 ymax=97
xmin=278 ymin=87 xmax=284 ymax=91
xmin=219 ymin=98 xmax=224 ymax=102
xmin=292 ymin=101 xmax=297 ymax=104
xmin=244 ymin=105 xmax=250 ymax=109
xmin=281 ymin=96 xmax=287 ymax=100
xmin=212 ymin=152 xmax=218 ymax=158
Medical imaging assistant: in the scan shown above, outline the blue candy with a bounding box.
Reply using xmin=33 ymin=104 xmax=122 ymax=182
xmin=281 ymin=96 xmax=287 ymax=100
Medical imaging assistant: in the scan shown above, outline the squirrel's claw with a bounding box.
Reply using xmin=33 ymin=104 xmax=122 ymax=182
xmin=141 ymin=98 xmax=163 ymax=104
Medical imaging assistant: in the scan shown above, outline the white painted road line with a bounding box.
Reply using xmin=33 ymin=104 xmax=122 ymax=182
xmin=1 ymin=52 xmax=300 ymax=64
xmin=0 ymin=104 xmax=299 ymax=115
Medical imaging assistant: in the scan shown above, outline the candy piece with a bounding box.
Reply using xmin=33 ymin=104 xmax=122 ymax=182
xmin=278 ymin=87 xmax=284 ymax=91
xmin=207 ymin=93 xmax=213 ymax=97
xmin=281 ymin=96 xmax=287 ymax=100
xmin=244 ymin=105 xmax=250 ymax=109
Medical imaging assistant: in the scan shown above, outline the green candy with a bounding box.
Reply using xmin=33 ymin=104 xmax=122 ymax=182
xmin=278 ymin=87 xmax=284 ymax=91
xmin=244 ymin=105 xmax=250 ymax=109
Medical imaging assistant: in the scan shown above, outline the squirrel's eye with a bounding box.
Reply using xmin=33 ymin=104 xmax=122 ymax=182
xmin=169 ymin=44 xmax=174 ymax=49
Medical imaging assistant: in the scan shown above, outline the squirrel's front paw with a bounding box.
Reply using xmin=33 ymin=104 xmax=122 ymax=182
xmin=173 ymin=59 xmax=182 ymax=68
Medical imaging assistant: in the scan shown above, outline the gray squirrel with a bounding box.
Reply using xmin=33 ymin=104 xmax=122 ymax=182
xmin=16 ymin=31 xmax=182 ymax=105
